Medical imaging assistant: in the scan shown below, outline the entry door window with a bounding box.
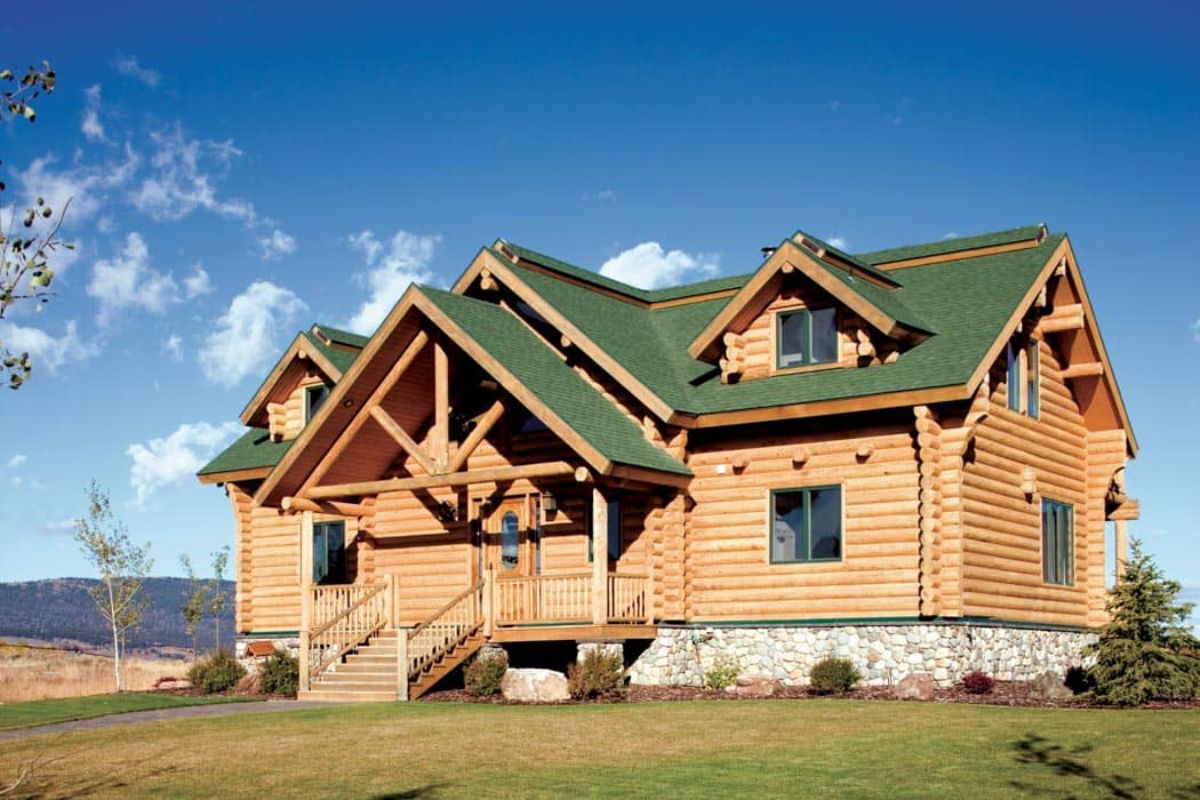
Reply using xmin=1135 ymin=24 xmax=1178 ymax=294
xmin=313 ymin=521 xmax=346 ymax=584
xmin=500 ymin=511 xmax=520 ymax=572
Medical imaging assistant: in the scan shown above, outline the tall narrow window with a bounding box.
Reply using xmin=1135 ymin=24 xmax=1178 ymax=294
xmin=305 ymin=384 xmax=330 ymax=424
xmin=1026 ymin=339 xmax=1041 ymax=419
xmin=500 ymin=511 xmax=519 ymax=572
xmin=1007 ymin=340 xmax=1021 ymax=411
xmin=312 ymin=521 xmax=346 ymax=585
xmin=776 ymin=308 xmax=838 ymax=369
xmin=1042 ymin=499 xmax=1074 ymax=586
xmin=770 ymin=486 xmax=842 ymax=563
xmin=607 ymin=499 xmax=622 ymax=561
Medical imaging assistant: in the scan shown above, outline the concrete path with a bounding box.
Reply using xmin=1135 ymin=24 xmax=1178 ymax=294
xmin=0 ymin=700 xmax=342 ymax=742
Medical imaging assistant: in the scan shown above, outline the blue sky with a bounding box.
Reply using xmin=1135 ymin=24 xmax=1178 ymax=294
xmin=0 ymin=2 xmax=1197 ymax=611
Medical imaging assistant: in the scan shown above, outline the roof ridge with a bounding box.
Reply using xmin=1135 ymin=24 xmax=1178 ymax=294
xmin=856 ymin=224 xmax=1048 ymax=265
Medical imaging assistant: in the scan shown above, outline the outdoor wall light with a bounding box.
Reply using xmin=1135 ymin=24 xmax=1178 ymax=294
xmin=542 ymin=492 xmax=557 ymax=515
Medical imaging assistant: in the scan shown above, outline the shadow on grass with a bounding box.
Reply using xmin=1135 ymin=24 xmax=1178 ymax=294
xmin=369 ymin=786 xmax=448 ymax=799
xmin=1009 ymin=733 xmax=1200 ymax=799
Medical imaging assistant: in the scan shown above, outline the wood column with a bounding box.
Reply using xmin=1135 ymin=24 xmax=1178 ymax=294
xmin=395 ymin=633 xmax=409 ymax=702
xmin=592 ymin=486 xmax=608 ymax=625
xmin=433 ymin=338 xmax=449 ymax=470
xmin=482 ymin=568 xmax=495 ymax=638
xmin=1114 ymin=520 xmax=1128 ymax=582
xmin=298 ymin=510 xmax=314 ymax=693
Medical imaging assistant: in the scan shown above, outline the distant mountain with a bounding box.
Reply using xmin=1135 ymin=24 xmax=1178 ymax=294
xmin=0 ymin=577 xmax=236 ymax=652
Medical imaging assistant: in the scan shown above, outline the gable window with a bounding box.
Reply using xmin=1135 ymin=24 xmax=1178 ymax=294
xmin=776 ymin=307 xmax=838 ymax=369
xmin=305 ymin=384 xmax=331 ymax=424
xmin=1042 ymin=499 xmax=1074 ymax=586
xmin=1006 ymin=337 xmax=1040 ymax=417
xmin=770 ymin=486 xmax=842 ymax=563
xmin=312 ymin=521 xmax=346 ymax=585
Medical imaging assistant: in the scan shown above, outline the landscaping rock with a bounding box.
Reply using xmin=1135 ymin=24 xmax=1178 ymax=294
xmin=234 ymin=672 xmax=261 ymax=695
xmin=1029 ymin=670 xmax=1072 ymax=700
xmin=893 ymin=673 xmax=936 ymax=701
xmin=733 ymin=679 xmax=778 ymax=698
xmin=501 ymin=668 xmax=569 ymax=703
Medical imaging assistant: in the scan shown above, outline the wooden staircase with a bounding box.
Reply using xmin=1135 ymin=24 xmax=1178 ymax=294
xmin=299 ymin=578 xmax=487 ymax=702
xmin=298 ymin=629 xmax=401 ymax=702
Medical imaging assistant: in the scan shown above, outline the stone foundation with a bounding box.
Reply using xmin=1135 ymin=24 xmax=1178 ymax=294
xmin=626 ymin=623 xmax=1097 ymax=688
xmin=577 ymin=640 xmax=624 ymax=662
xmin=235 ymin=634 xmax=300 ymax=672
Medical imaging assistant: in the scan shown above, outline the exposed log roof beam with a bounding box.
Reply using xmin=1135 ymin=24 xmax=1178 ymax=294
xmin=281 ymin=497 xmax=372 ymax=517
xmin=305 ymin=460 xmax=586 ymax=500
xmin=1036 ymin=303 xmax=1084 ymax=334
xmin=446 ymin=399 xmax=505 ymax=473
xmin=1062 ymin=361 xmax=1104 ymax=380
xmin=369 ymin=406 xmax=437 ymax=476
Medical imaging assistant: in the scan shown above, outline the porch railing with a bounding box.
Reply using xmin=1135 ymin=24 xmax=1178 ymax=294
xmin=304 ymin=579 xmax=390 ymax=688
xmin=494 ymin=572 xmax=592 ymax=626
xmin=407 ymin=579 xmax=485 ymax=681
xmin=607 ymin=574 xmax=649 ymax=622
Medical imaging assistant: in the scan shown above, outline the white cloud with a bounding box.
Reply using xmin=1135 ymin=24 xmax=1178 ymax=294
xmin=199 ymin=281 xmax=307 ymax=386
xmin=826 ymin=236 xmax=850 ymax=251
xmin=113 ymin=53 xmax=160 ymax=87
xmin=17 ymin=145 xmax=140 ymax=224
xmin=599 ymin=242 xmax=719 ymax=290
xmin=259 ymin=228 xmax=297 ymax=260
xmin=163 ymin=334 xmax=184 ymax=361
xmin=127 ymin=420 xmax=241 ymax=507
xmin=132 ymin=124 xmax=249 ymax=222
xmin=6 ymin=454 xmax=27 ymax=469
xmin=41 ymin=518 xmax=77 ymax=536
xmin=87 ymin=232 xmax=180 ymax=325
xmin=0 ymin=319 xmax=98 ymax=372
xmin=344 ymin=229 xmax=439 ymax=335
xmin=81 ymin=85 xmax=106 ymax=142
xmin=183 ymin=266 xmax=214 ymax=298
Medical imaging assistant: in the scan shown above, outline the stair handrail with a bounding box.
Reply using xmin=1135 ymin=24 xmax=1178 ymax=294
xmin=406 ymin=578 xmax=485 ymax=681
xmin=307 ymin=579 xmax=390 ymax=683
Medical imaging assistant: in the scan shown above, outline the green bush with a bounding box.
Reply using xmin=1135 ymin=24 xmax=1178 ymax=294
xmin=808 ymin=657 xmax=861 ymax=695
xmin=704 ymin=657 xmax=741 ymax=691
xmin=464 ymin=649 xmax=508 ymax=697
xmin=568 ymin=648 xmax=626 ymax=700
xmin=1086 ymin=539 xmax=1200 ymax=705
xmin=258 ymin=648 xmax=299 ymax=696
xmin=187 ymin=649 xmax=247 ymax=694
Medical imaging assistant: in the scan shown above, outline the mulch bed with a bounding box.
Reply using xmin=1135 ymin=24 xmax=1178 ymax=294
xmin=420 ymin=681 xmax=1200 ymax=709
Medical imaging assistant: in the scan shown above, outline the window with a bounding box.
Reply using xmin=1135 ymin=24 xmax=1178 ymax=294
xmin=305 ymin=384 xmax=330 ymax=424
xmin=500 ymin=511 xmax=519 ymax=572
xmin=312 ymin=521 xmax=346 ymax=585
xmin=770 ymin=486 xmax=842 ymax=563
xmin=776 ymin=307 xmax=838 ymax=369
xmin=1006 ymin=337 xmax=1040 ymax=417
xmin=1042 ymin=499 xmax=1074 ymax=585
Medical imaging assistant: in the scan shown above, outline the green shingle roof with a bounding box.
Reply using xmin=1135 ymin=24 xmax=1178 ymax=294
xmin=419 ymin=287 xmax=691 ymax=476
xmin=857 ymin=224 xmax=1046 ymax=265
xmin=302 ymin=331 xmax=358 ymax=375
xmin=198 ymin=428 xmax=293 ymax=476
xmin=313 ymin=324 xmax=371 ymax=350
xmin=498 ymin=234 xmax=1065 ymax=414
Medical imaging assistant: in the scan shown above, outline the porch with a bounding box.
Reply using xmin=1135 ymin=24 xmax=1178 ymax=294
xmin=298 ymin=569 xmax=654 ymax=701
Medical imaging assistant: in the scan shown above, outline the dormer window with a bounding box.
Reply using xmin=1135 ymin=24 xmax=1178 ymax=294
xmin=304 ymin=384 xmax=331 ymax=424
xmin=776 ymin=307 xmax=838 ymax=370
xmin=1006 ymin=337 xmax=1040 ymax=418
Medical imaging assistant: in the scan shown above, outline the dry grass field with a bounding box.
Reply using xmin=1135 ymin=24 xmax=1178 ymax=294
xmin=0 ymin=644 xmax=185 ymax=702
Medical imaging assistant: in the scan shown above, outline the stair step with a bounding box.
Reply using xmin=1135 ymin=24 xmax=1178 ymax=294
xmin=334 ymin=663 xmax=398 ymax=675
xmin=299 ymin=689 xmax=396 ymax=703
xmin=314 ymin=677 xmax=398 ymax=690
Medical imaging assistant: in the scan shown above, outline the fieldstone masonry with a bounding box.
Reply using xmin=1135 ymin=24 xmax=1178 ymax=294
xmin=626 ymin=623 xmax=1097 ymax=688
xmin=577 ymin=640 xmax=624 ymax=662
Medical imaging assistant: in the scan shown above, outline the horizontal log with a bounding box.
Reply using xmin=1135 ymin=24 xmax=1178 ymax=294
xmin=281 ymin=497 xmax=372 ymax=516
xmin=1062 ymin=361 xmax=1104 ymax=380
xmin=306 ymin=461 xmax=583 ymax=499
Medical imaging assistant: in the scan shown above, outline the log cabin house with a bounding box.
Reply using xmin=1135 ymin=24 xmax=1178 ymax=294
xmin=197 ymin=224 xmax=1138 ymax=701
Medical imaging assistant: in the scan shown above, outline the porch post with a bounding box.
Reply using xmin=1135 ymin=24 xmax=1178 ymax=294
xmin=482 ymin=567 xmax=495 ymax=638
xmin=1114 ymin=520 xmax=1128 ymax=581
xmin=298 ymin=510 xmax=314 ymax=693
xmin=592 ymin=486 xmax=608 ymax=626
xmin=395 ymin=631 xmax=409 ymax=702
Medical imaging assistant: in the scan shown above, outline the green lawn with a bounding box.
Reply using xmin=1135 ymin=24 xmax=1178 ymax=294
xmin=0 ymin=692 xmax=255 ymax=732
xmin=2 ymin=700 xmax=1197 ymax=798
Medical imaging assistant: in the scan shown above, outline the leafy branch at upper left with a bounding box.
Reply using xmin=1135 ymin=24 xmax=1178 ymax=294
xmin=1 ymin=60 xmax=74 ymax=390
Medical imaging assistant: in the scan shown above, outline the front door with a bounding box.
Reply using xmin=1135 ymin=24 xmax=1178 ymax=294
xmin=484 ymin=497 xmax=530 ymax=577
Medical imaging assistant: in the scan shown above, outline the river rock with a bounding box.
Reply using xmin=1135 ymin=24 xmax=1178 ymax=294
xmin=501 ymin=668 xmax=570 ymax=702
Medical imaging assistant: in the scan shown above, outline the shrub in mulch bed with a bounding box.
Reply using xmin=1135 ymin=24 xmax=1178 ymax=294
xmin=420 ymin=680 xmax=1200 ymax=709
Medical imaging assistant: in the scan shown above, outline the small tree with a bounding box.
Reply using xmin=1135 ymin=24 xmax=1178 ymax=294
xmin=207 ymin=546 xmax=230 ymax=651
xmin=1 ymin=62 xmax=74 ymax=390
xmin=1086 ymin=538 xmax=1200 ymax=705
xmin=74 ymin=482 xmax=153 ymax=691
xmin=180 ymin=554 xmax=210 ymax=661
